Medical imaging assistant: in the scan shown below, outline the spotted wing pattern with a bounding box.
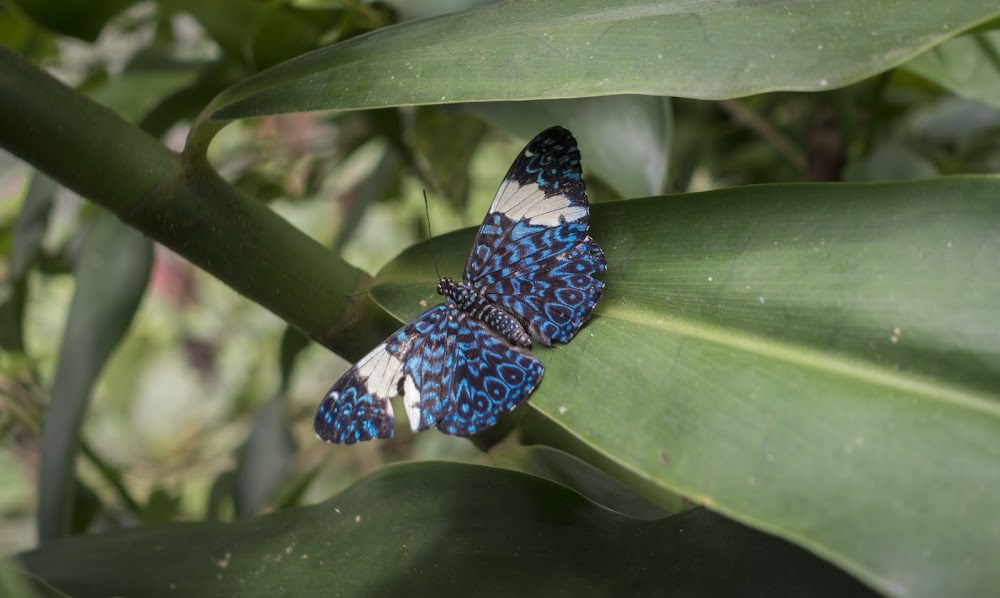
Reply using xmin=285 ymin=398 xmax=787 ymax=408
xmin=315 ymin=126 xmax=603 ymax=443
xmin=314 ymin=304 xmax=543 ymax=443
xmin=314 ymin=305 xmax=449 ymax=444
xmin=465 ymin=126 xmax=606 ymax=345
xmin=436 ymin=312 xmax=542 ymax=435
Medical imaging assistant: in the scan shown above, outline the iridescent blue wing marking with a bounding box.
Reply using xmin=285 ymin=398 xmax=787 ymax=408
xmin=315 ymin=305 xmax=452 ymax=444
xmin=316 ymin=126 xmax=604 ymax=443
xmin=437 ymin=312 xmax=542 ymax=435
xmin=464 ymin=126 xmax=606 ymax=345
xmin=315 ymin=304 xmax=542 ymax=442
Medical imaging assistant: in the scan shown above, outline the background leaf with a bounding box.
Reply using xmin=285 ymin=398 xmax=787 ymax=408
xmin=38 ymin=212 xmax=152 ymax=541
xmin=18 ymin=462 xmax=874 ymax=597
xmin=904 ymin=30 xmax=1000 ymax=110
xmin=471 ymin=96 xmax=672 ymax=198
xmin=0 ymin=170 xmax=55 ymax=351
xmin=9 ymin=0 xmax=138 ymax=42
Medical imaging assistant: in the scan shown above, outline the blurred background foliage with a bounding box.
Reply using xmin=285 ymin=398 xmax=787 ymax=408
xmin=1 ymin=0 xmax=510 ymax=552
xmin=1 ymin=0 xmax=999 ymax=595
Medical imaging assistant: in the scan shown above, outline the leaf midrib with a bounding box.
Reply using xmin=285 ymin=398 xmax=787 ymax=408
xmin=598 ymin=304 xmax=1000 ymax=415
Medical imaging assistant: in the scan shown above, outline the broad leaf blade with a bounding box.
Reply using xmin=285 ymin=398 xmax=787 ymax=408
xmin=203 ymin=0 xmax=1000 ymax=121
xmin=373 ymin=176 xmax=1000 ymax=596
xmin=18 ymin=463 xmax=873 ymax=597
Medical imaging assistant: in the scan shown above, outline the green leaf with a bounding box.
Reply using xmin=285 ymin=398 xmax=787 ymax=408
xmin=904 ymin=30 xmax=1000 ymax=110
xmin=0 ymin=170 xmax=55 ymax=352
xmin=18 ymin=462 xmax=874 ymax=596
xmin=10 ymin=0 xmax=138 ymax=42
xmin=371 ymin=176 xmax=1000 ymax=596
xmin=202 ymin=0 xmax=1000 ymax=122
xmin=38 ymin=212 xmax=153 ymax=541
xmin=161 ymin=0 xmax=335 ymax=70
xmin=843 ymin=140 xmax=939 ymax=181
xmin=234 ymin=393 xmax=298 ymax=519
xmin=413 ymin=109 xmax=486 ymax=209
xmin=88 ymin=68 xmax=201 ymax=125
xmin=0 ymin=558 xmax=68 ymax=598
xmin=493 ymin=444 xmax=673 ymax=520
xmin=471 ymin=96 xmax=672 ymax=198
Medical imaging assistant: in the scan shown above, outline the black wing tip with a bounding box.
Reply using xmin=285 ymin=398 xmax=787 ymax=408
xmin=528 ymin=126 xmax=579 ymax=155
xmin=502 ymin=125 xmax=586 ymax=197
xmin=534 ymin=124 xmax=575 ymax=142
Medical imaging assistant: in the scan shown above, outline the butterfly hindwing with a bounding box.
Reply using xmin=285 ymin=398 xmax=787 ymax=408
xmin=437 ymin=313 xmax=543 ymax=436
xmin=465 ymin=126 xmax=606 ymax=345
xmin=315 ymin=305 xmax=452 ymax=444
xmin=315 ymin=304 xmax=542 ymax=442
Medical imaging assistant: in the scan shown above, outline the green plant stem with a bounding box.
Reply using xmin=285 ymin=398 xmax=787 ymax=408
xmin=0 ymin=45 xmax=383 ymax=356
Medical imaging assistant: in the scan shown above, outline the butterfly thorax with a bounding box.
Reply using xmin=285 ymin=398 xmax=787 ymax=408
xmin=437 ymin=277 xmax=531 ymax=348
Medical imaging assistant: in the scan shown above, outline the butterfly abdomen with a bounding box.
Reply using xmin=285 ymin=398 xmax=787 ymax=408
xmin=437 ymin=277 xmax=531 ymax=348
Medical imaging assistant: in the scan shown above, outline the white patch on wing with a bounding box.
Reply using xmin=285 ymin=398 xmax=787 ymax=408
xmin=355 ymin=343 xmax=404 ymax=400
xmin=489 ymin=180 xmax=585 ymax=227
xmin=403 ymin=375 xmax=422 ymax=432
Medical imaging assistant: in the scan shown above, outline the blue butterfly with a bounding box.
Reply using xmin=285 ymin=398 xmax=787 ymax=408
xmin=315 ymin=126 xmax=606 ymax=444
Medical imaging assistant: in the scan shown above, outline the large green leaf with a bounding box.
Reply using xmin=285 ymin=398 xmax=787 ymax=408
xmin=202 ymin=0 xmax=1000 ymax=122
xmin=18 ymin=462 xmax=873 ymax=597
xmin=371 ymin=176 xmax=1000 ymax=596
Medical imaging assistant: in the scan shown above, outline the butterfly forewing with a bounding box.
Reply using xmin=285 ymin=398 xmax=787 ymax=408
xmin=465 ymin=127 xmax=606 ymax=345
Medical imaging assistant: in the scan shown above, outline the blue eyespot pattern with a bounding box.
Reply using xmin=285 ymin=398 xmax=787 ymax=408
xmin=315 ymin=126 xmax=606 ymax=444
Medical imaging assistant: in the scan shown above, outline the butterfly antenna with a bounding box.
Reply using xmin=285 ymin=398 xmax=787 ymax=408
xmin=423 ymin=190 xmax=443 ymax=280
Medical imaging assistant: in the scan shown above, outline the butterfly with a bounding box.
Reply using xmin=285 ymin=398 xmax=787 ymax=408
xmin=315 ymin=126 xmax=606 ymax=444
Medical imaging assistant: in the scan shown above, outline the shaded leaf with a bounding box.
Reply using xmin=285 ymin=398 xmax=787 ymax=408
xmin=10 ymin=0 xmax=137 ymax=42
xmin=904 ymin=30 xmax=1000 ymax=110
xmin=0 ymin=171 xmax=55 ymax=352
xmin=472 ymin=96 xmax=671 ymax=198
xmin=18 ymin=462 xmax=874 ymax=597
xmin=141 ymin=487 xmax=182 ymax=524
xmin=492 ymin=444 xmax=672 ymax=520
xmin=38 ymin=212 xmax=152 ymax=541
xmin=413 ymin=109 xmax=486 ymax=210
xmin=234 ymin=393 xmax=297 ymax=519
xmin=0 ymin=558 xmax=68 ymax=598
xmin=843 ymin=140 xmax=939 ymax=181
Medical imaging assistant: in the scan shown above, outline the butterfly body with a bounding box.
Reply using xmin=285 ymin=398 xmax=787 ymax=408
xmin=316 ymin=126 xmax=605 ymax=444
xmin=438 ymin=277 xmax=531 ymax=348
